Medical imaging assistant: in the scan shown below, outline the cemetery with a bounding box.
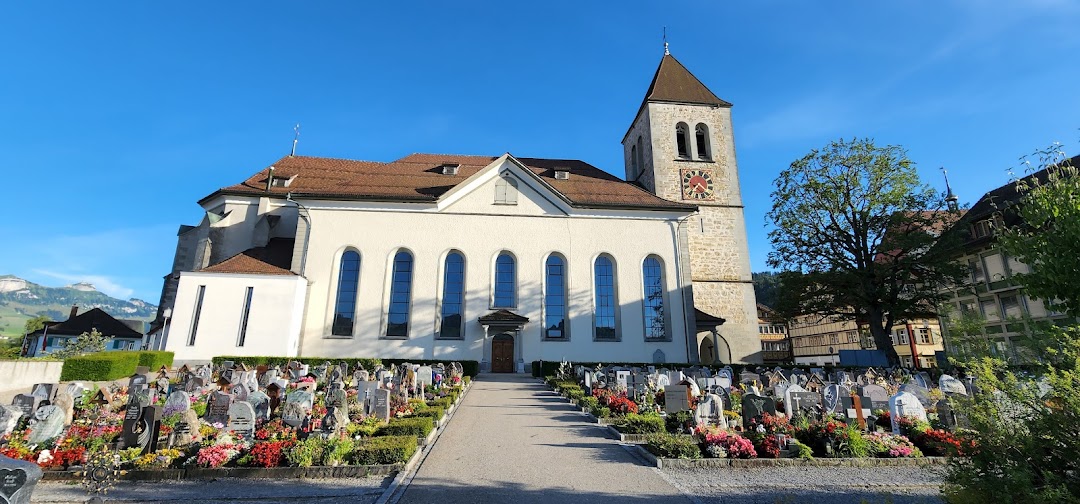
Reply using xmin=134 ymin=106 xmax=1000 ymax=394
xmin=543 ymin=360 xmax=976 ymax=467
xmin=0 ymin=353 xmax=475 ymax=487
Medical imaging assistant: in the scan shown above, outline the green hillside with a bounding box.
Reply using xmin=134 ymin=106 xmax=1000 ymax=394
xmin=0 ymin=275 xmax=157 ymax=339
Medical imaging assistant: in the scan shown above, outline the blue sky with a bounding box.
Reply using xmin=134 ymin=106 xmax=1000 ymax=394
xmin=1 ymin=1 xmax=1077 ymax=302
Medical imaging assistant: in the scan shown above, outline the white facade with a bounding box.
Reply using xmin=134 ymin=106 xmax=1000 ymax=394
xmin=166 ymin=271 xmax=307 ymax=363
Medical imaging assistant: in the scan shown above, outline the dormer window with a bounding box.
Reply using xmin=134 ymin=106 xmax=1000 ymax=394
xmin=972 ymin=219 xmax=993 ymax=238
xmin=554 ymin=167 xmax=570 ymax=180
xmin=270 ymin=175 xmax=295 ymax=188
xmin=440 ymin=163 xmax=460 ymax=175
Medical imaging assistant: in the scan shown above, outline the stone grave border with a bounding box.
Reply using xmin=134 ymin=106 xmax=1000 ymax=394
xmin=38 ymin=380 xmax=473 ymax=482
xmin=631 ymin=444 xmax=950 ymax=469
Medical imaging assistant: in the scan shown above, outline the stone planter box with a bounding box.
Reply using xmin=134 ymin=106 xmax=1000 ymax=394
xmin=632 ymin=445 xmax=949 ymax=469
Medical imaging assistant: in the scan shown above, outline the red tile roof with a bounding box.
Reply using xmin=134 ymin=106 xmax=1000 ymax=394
xmin=202 ymin=153 xmax=695 ymax=212
xmin=198 ymin=250 xmax=297 ymax=276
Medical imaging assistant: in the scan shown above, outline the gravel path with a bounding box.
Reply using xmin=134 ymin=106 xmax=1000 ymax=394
xmin=394 ymin=374 xmax=690 ymax=504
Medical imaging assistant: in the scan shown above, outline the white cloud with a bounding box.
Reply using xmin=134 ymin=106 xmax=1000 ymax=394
xmin=32 ymin=269 xmax=135 ymax=299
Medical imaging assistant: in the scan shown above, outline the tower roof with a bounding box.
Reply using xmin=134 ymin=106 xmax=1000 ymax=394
xmin=641 ymin=54 xmax=731 ymax=108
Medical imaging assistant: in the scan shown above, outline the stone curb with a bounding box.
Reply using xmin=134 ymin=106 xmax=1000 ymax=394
xmin=631 ymin=445 xmax=949 ymax=469
xmin=605 ymin=425 xmax=650 ymax=444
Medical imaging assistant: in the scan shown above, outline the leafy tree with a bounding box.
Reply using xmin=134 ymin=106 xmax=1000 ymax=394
xmin=50 ymin=329 xmax=108 ymax=359
xmin=23 ymin=314 xmax=49 ymax=334
xmin=943 ymin=144 xmax=1080 ymax=503
xmin=751 ymin=272 xmax=782 ymax=309
xmin=767 ymin=138 xmax=967 ymax=366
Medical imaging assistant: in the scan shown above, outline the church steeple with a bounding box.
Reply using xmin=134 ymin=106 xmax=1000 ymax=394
xmin=640 ymin=54 xmax=732 ymax=108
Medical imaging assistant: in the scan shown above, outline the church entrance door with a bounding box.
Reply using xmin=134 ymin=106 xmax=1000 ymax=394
xmin=492 ymin=334 xmax=515 ymax=373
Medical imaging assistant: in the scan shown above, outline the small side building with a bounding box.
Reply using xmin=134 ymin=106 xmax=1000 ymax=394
xmin=24 ymin=306 xmax=144 ymax=357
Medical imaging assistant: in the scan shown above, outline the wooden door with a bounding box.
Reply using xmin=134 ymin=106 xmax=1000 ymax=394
xmin=492 ymin=334 xmax=514 ymax=373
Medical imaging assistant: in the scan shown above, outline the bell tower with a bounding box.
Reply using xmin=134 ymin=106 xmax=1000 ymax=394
xmin=622 ymin=51 xmax=762 ymax=364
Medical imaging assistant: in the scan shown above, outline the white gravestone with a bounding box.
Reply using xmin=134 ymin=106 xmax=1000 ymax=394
xmin=888 ymin=391 xmax=928 ymax=435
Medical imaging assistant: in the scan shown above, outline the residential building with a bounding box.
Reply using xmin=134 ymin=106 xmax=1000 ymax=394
xmin=24 ymin=306 xmax=144 ymax=357
xmin=788 ymin=313 xmax=943 ymax=368
xmin=153 ymin=51 xmax=762 ymax=369
xmin=757 ymin=304 xmax=791 ymax=365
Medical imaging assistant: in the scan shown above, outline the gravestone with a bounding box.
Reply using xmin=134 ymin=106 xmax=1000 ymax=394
xmin=888 ymin=391 xmax=928 ymax=435
xmin=205 ymin=392 xmax=232 ymax=425
xmin=663 ymin=385 xmax=690 ymax=413
xmin=741 ymin=393 xmax=777 ymax=428
xmin=861 ymin=384 xmax=890 ymax=412
xmin=27 ymin=405 xmax=65 ymax=445
xmin=939 ymin=374 xmax=967 ymax=395
xmin=913 ymin=372 xmax=931 ymax=390
xmin=328 ymin=367 xmax=343 ymax=385
xmin=326 ymin=383 xmax=347 ymax=409
xmin=230 ymin=383 xmax=249 ymax=402
xmin=10 ymin=396 xmax=36 ymax=420
xmin=652 ymin=349 xmax=665 ymax=363
xmin=417 ymin=366 xmax=433 ymax=389
xmin=286 ymin=389 xmax=315 ymax=411
xmin=842 ymin=395 xmax=869 ymax=429
xmin=0 ymin=406 xmax=22 ymax=439
xmin=822 ymin=384 xmax=842 ymax=415
xmin=51 ymin=391 xmax=74 ymax=426
xmin=900 ymin=383 xmax=933 ymax=409
xmin=739 ymin=371 xmax=760 ymax=385
xmin=281 ymin=402 xmax=307 ymax=429
xmin=787 ymin=389 xmax=820 ymax=418
xmin=373 ymin=388 xmax=391 ymax=420
xmin=0 ymin=453 xmax=45 ymax=504
xmin=128 ymin=372 xmax=149 ymax=390
xmin=246 ymin=390 xmax=271 ymax=421
xmin=29 ymin=384 xmax=55 ymax=402
xmin=227 ymin=402 xmax=256 ymax=439
xmin=615 ymin=370 xmax=630 ymax=389
xmin=164 ymin=391 xmax=192 ymax=416
xmin=353 ymin=370 xmax=370 ymax=383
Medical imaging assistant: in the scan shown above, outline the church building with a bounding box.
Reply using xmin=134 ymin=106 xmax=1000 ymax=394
xmin=152 ymin=52 xmax=761 ymax=371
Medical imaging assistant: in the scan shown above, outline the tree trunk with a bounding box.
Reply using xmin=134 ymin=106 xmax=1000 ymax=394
xmin=866 ymin=308 xmax=901 ymax=367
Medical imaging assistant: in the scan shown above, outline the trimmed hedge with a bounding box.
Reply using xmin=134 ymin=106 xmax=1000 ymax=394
xmin=615 ymin=413 xmax=665 ymax=434
xmin=349 ymin=435 xmax=418 ymax=465
xmin=533 ymin=360 xmax=944 ymax=381
xmin=645 ymin=433 xmax=701 ymax=459
xmin=212 ymin=356 xmax=479 ymax=378
xmin=378 ymin=416 xmax=435 ymax=438
xmin=411 ymin=406 xmax=445 ymax=421
xmin=429 ymin=397 xmax=453 ymax=410
xmin=137 ymin=351 xmax=174 ymax=370
xmin=60 ymin=352 xmax=140 ymax=381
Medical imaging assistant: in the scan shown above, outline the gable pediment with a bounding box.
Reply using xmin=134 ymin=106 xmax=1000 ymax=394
xmin=437 ymin=154 xmax=571 ymax=216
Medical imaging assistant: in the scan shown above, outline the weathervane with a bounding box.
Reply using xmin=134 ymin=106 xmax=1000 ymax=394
xmin=663 ymin=26 xmax=669 ymax=55
xmin=290 ymin=123 xmax=301 ymax=157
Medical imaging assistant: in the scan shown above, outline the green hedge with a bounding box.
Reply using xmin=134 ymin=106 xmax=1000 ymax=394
xmin=377 ymin=416 xmax=434 ymax=438
xmin=411 ymin=406 xmax=445 ymax=421
xmin=615 ymin=413 xmax=665 ymax=434
xmin=349 ymin=435 xmax=418 ymax=465
xmin=428 ymin=397 xmax=453 ymax=411
xmin=137 ymin=351 xmax=174 ymax=370
xmin=61 ymin=352 xmax=140 ymax=381
xmin=644 ymin=433 xmax=701 ymax=459
xmin=531 ymin=360 xmax=904 ymax=380
xmin=211 ymin=356 xmax=479 ymax=378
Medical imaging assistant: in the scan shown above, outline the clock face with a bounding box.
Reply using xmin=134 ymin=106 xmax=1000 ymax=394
xmin=681 ymin=169 xmax=715 ymax=200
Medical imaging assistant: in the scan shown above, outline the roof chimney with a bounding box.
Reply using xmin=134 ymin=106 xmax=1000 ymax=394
xmin=69 ymin=305 xmax=78 ymax=320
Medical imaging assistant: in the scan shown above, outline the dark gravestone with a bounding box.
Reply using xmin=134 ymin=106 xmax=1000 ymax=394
xmin=0 ymin=454 xmax=44 ymax=504
xmin=788 ymin=391 xmax=821 ymax=417
xmin=860 ymin=384 xmax=889 ymax=412
xmin=822 ymin=384 xmax=842 ymax=415
xmin=204 ymin=392 xmax=232 ymax=426
xmin=246 ymin=390 xmax=271 ymax=422
xmin=10 ymin=396 xmax=36 ymax=420
xmin=29 ymin=384 xmax=55 ymax=402
xmin=373 ymin=389 xmax=391 ymax=420
xmin=741 ymin=393 xmax=777 ymax=428
xmin=265 ymin=383 xmax=283 ymax=416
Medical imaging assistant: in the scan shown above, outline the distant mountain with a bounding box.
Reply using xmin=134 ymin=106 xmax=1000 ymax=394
xmin=0 ymin=275 xmax=157 ymax=338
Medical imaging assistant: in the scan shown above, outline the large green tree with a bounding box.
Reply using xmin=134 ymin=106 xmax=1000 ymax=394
xmin=767 ymin=138 xmax=967 ymax=366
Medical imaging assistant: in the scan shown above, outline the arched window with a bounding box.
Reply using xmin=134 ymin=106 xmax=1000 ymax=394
xmin=494 ymin=177 xmax=518 ymax=205
xmin=544 ymin=255 xmax=567 ymax=340
xmin=630 ymin=144 xmax=639 ymax=178
xmin=439 ymin=252 xmax=465 ymax=339
xmin=385 ymin=251 xmax=413 ymax=338
xmin=675 ymin=123 xmax=690 ymax=159
xmin=493 ymin=253 xmax=516 ymax=308
xmin=642 ymin=256 xmax=667 ymax=340
xmin=594 ymin=255 xmax=618 ymax=341
xmin=630 ymin=137 xmax=639 ymax=176
xmin=331 ymin=250 xmax=360 ymax=336
xmin=695 ymin=123 xmax=711 ymax=160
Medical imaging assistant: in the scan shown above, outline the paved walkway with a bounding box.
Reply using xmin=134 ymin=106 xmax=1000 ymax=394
xmin=395 ymin=373 xmax=689 ymax=504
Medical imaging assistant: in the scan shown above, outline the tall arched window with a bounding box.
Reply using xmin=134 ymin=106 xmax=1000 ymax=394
xmin=331 ymin=250 xmax=360 ymax=336
xmin=493 ymin=253 xmax=516 ymax=308
xmin=385 ymin=251 xmax=413 ymax=338
xmin=594 ymin=255 xmax=618 ymax=341
xmin=675 ymin=123 xmax=690 ymax=159
xmin=630 ymin=144 xmax=639 ymax=178
xmin=642 ymin=256 xmax=667 ymax=341
xmin=494 ymin=177 xmax=518 ymax=205
xmin=695 ymin=123 xmax=711 ymax=160
xmin=439 ymin=252 xmax=465 ymax=339
xmin=544 ymin=255 xmax=567 ymax=340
